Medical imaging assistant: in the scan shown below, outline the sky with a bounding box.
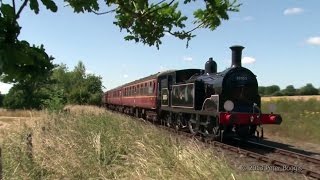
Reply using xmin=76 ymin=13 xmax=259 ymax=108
xmin=1 ymin=0 xmax=320 ymax=94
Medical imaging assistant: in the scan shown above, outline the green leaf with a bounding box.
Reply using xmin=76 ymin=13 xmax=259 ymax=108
xmin=124 ymin=35 xmax=136 ymax=41
xmin=30 ymin=0 xmax=40 ymax=14
xmin=40 ymin=0 xmax=58 ymax=12
xmin=0 ymin=4 xmax=15 ymax=19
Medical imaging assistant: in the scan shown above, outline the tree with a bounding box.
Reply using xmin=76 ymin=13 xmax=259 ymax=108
xmin=299 ymin=83 xmax=318 ymax=95
xmin=1 ymin=0 xmax=240 ymax=82
xmin=3 ymin=68 xmax=55 ymax=109
xmin=264 ymin=85 xmax=280 ymax=96
xmin=0 ymin=2 xmax=55 ymax=82
xmin=258 ymin=86 xmax=266 ymax=96
xmin=51 ymin=62 xmax=103 ymax=105
xmin=282 ymin=85 xmax=296 ymax=96
xmin=65 ymin=0 xmax=240 ymax=48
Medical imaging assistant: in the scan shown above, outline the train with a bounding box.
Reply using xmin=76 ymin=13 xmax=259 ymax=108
xmin=102 ymin=45 xmax=282 ymax=141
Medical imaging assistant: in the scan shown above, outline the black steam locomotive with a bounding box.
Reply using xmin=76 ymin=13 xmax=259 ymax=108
xmin=104 ymin=45 xmax=282 ymax=141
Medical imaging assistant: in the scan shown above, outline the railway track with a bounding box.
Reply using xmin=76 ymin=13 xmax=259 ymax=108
xmin=156 ymin=124 xmax=320 ymax=179
xmin=227 ymin=138 xmax=320 ymax=179
xmin=233 ymin=139 xmax=320 ymax=167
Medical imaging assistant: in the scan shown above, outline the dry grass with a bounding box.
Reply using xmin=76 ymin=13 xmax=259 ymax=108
xmin=1 ymin=106 xmax=273 ymax=180
xmin=262 ymin=95 xmax=320 ymax=102
xmin=0 ymin=108 xmax=45 ymax=145
xmin=0 ymin=108 xmax=42 ymax=117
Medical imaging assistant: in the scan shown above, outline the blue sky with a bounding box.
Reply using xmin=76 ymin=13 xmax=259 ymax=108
xmin=1 ymin=0 xmax=320 ymax=94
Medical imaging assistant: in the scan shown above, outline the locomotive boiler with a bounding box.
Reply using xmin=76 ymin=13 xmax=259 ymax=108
xmin=103 ymin=45 xmax=282 ymax=141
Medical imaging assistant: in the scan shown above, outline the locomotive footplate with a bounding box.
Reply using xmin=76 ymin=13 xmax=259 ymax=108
xmin=219 ymin=112 xmax=282 ymax=125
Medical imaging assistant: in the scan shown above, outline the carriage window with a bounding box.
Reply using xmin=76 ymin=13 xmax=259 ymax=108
xmin=148 ymin=82 xmax=152 ymax=95
xmin=137 ymin=85 xmax=140 ymax=95
xmin=140 ymin=84 xmax=143 ymax=95
xmin=144 ymin=83 xmax=147 ymax=94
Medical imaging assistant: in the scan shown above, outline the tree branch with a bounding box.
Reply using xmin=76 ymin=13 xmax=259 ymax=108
xmin=117 ymin=1 xmax=140 ymax=18
xmin=185 ymin=22 xmax=205 ymax=34
xmin=143 ymin=0 xmax=175 ymax=17
xmin=12 ymin=0 xmax=16 ymax=14
xmin=92 ymin=8 xmax=117 ymax=15
xmin=16 ymin=0 xmax=29 ymax=19
xmin=149 ymin=0 xmax=166 ymax=9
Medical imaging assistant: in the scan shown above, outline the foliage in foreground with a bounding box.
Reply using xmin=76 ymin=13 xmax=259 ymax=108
xmin=262 ymin=98 xmax=320 ymax=144
xmin=1 ymin=106 xmax=269 ymax=179
xmin=1 ymin=0 xmax=239 ymax=85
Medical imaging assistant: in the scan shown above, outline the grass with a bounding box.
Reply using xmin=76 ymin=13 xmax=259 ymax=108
xmin=0 ymin=108 xmax=42 ymax=117
xmin=262 ymin=95 xmax=320 ymax=102
xmin=1 ymin=106 xmax=272 ymax=179
xmin=262 ymin=98 xmax=320 ymax=144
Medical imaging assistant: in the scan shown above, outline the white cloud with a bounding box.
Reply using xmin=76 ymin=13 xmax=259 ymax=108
xmin=123 ymin=74 xmax=128 ymax=78
xmin=243 ymin=16 xmax=254 ymax=21
xmin=306 ymin=36 xmax=320 ymax=45
xmin=242 ymin=56 xmax=256 ymax=64
xmin=183 ymin=56 xmax=193 ymax=62
xmin=0 ymin=82 xmax=13 ymax=94
xmin=283 ymin=8 xmax=304 ymax=15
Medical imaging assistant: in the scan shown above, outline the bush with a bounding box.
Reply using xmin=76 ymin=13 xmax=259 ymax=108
xmin=3 ymin=88 xmax=26 ymax=109
xmin=282 ymin=85 xmax=296 ymax=96
xmin=298 ymin=83 xmax=318 ymax=95
xmin=272 ymin=91 xmax=283 ymax=96
xmin=41 ymin=89 xmax=65 ymax=112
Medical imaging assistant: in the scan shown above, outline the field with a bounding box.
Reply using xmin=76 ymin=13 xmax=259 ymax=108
xmin=262 ymin=95 xmax=320 ymax=102
xmin=1 ymin=106 xmax=271 ymax=179
xmin=261 ymin=97 xmax=320 ymax=144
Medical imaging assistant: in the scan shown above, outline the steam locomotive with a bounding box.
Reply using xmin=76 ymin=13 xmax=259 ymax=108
xmin=103 ymin=45 xmax=282 ymax=140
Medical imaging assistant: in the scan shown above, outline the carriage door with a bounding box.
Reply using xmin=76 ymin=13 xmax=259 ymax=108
xmin=159 ymin=76 xmax=169 ymax=107
xmin=168 ymin=75 xmax=173 ymax=107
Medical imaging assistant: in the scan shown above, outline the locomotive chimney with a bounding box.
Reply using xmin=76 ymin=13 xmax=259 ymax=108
xmin=205 ymin=57 xmax=217 ymax=74
xmin=230 ymin=45 xmax=245 ymax=67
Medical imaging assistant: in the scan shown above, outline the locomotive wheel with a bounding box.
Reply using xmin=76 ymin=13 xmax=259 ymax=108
xmin=188 ymin=116 xmax=199 ymax=134
xmin=175 ymin=114 xmax=186 ymax=131
xmin=175 ymin=115 xmax=181 ymax=131
xmin=213 ymin=126 xmax=223 ymax=141
xmin=205 ymin=116 xmax=223 ymax=141
xmin=166 ymin=114 xmax=172 ymax=127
